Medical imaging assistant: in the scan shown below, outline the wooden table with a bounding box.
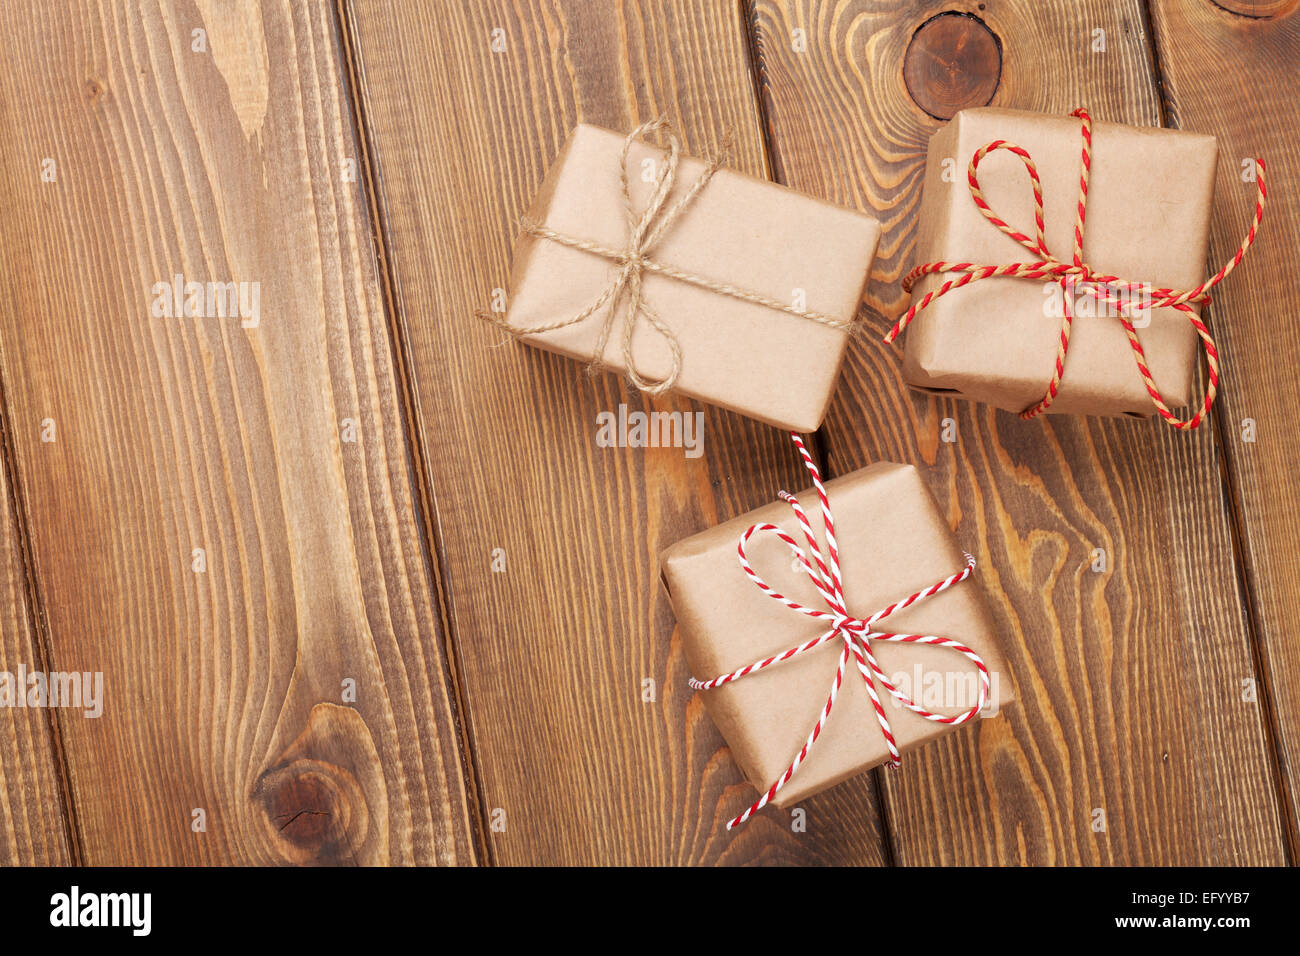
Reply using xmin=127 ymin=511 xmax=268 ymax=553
xmin=0 ymin=0 xmax=1295 ymax=866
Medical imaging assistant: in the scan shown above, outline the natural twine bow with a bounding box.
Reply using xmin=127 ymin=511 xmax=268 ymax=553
xmin=884 ymin=108 xmax=1267 ymax=430
xmin=481 ymin=117 xmax=854 ymax=394
xmin=689 ymin=432 xmax=989 ymax=830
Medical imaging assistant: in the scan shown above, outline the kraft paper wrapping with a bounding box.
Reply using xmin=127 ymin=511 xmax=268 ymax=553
xmin=904 ymin=108 xmax=1218 ymax=418
xmin=660 ymin=462 xmax=1013 ymax=807
xmin=503 ymin=124 xmax=882 ymax=432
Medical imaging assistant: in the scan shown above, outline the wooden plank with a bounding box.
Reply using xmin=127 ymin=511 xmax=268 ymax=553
xmin=1148 ymin=0 xmax=1300 ymax=855
xmin=749 ymin=0 xmax=1287 ymax=863
xmin=0 ymin=411 xmax=73 ymax=865
xmin=343 ymin=0 xmax=890 ymax=862
xmin=0 ymin=0 xmax=476 ymax=864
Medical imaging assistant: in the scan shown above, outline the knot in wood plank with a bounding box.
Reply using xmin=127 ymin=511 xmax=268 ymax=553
xmin=903 ymin=12 xmax=1001 ymax=120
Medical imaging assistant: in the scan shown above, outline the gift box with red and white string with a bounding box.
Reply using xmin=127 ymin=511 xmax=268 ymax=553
xmin=885 ymin=107 xmax=1265 ymax=430
xmin=660 ymin=434 xmax=1014 ymax=828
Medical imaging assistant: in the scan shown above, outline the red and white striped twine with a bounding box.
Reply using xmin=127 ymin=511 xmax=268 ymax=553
xmin=689 ymin=432 xmax=988 ymax=830
xmin=884 ymin=108 xmax=1267 ymax=430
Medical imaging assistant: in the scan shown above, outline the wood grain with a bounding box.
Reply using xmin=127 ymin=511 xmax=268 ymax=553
xmin=749 ymin=0 xmax=1286 ymax=863
xmin=343 ymin=0 xmax=891 ymax=862
xmin=1149 ymin=0 xmax=1300 ymax=856
xmin=0 ymin=411 xmax=73 ymax=865
xmin=0 ymin=0 xmax=475 ymax=864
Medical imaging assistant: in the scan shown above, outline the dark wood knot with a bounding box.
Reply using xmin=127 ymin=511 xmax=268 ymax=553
xmin=903 ymin=12 xmax=1002 ymax=120
xmin=253 ymin=703 xmax=384 ymax=864
xmin=255 ymin=758 xmax=362 ymax=863
xmin=1209 ymin=0 xmax=1298 ymax=18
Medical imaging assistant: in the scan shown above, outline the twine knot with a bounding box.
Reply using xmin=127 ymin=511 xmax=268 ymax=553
xmin=481 ymin=118 xmax=854 ymax=395
xmin=831 ymin=613 xmax=869 ymax=635
xmin=689 ymin=432 xmax=988 ymax=830
xmin=884 ymin=108 xmax=1267 ymax=430
xmin=1053 ymin=261 xmax=1093 ymax=281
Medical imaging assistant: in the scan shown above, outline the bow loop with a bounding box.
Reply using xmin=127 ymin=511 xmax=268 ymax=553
xmin=619 ymin=116 xmax=681 ymax=253
xmin=967 ymin=138 xmax=1051 ymax=259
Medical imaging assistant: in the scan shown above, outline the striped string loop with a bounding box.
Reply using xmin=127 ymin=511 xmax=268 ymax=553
xmin=688 ymin=432 xmax=988 ymax=829
xmin=884 ymin=108 xmax=1267 ymax=430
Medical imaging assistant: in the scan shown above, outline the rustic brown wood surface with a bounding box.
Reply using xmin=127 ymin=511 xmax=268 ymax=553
xmin=0 ymin=411 xmax=73 ymax=865
xmin=342 ymin=0 xmax=891 ymax=864
xmin=747 ymin=0 xmax=1287 ymax=863
xmin=0 ymin=0 xmax=475 ymax=864
xmin=0 ymin=0 xmax=1295 ymax=865
xmin=1148 ymin=0 xmax=1300 ymax=858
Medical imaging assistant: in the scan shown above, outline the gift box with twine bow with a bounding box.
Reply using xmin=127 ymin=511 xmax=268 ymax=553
xmin=485 ymin=119 xmax=882 ymax=433
xmin=886 ymin=107 xmax=1265 ymax=429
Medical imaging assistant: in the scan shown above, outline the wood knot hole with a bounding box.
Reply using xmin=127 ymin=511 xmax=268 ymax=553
xmin=259 ymin=766 xmax=351 ymax=854
xmin=903 ymin=12 xmax=1002 ymax=120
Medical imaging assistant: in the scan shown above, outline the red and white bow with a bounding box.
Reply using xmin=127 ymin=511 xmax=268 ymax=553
xmin=689 ymin=432 xmax=989 ymax=829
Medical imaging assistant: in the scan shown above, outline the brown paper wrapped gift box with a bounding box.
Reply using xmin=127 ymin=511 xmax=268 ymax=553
xmin=902 ymin=107 xmax=1219 ymax=418
xmin=660 ymin=459 xmax=1013 ymax=808
xmin=499 ymin=124 xmax=882 ymax=432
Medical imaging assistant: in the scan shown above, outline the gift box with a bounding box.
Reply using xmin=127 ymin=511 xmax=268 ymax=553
xmin=492 ymin=120 xmax=882 ymax=433
xmin=660 ymin=436 xmax=1012 ymax=824
xmin=895 ymin=107 xmax=1230 ymax=420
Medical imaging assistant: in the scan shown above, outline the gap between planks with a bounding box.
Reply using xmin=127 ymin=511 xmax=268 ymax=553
xmin=1136 ymin=0 xmax=1298 ymax=865
xmin=331 ymin=0 xmax=494 ymax=866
